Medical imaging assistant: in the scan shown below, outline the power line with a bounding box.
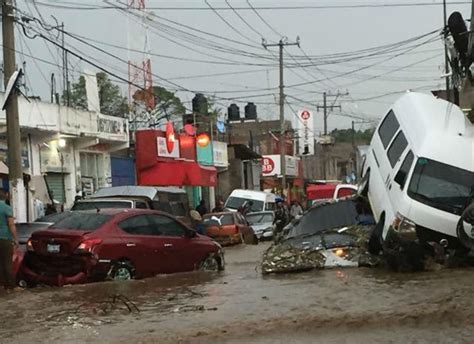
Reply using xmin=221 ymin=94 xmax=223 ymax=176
xmin=31 ymin=0 xmax=472 ymax=11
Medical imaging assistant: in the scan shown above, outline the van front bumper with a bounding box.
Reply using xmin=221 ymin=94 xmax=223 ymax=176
xmin=383 ymin=225 xmax=460 ymax=270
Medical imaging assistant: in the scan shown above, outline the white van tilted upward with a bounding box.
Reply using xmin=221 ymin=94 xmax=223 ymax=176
xmin=361 ymin=92 xmax=474 ymax=256
xmin=225 ymin=189 xmax=276 ymax=213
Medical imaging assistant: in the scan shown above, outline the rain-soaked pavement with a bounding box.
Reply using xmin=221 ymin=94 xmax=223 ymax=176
xmin=1 ymin=242 xmax=474 ymax=343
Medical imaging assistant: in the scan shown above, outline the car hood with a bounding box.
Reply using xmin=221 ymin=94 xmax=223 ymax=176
xmin=251 ymin=223 xmax=273 ymax=231
xmin=261 ymin=224 xmax=379 ymax=274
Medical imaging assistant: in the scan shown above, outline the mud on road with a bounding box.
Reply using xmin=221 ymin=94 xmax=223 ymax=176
xmin=1 ymin=242 xmax=474 ymax=343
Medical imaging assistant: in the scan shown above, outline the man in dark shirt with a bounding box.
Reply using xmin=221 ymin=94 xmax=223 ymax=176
xmin=0 ymin=189 xmax=18 ymax=290
xmin=196 ymin=200 xmax=208 ymax=217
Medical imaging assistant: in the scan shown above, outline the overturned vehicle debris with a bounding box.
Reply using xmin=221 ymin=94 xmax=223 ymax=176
xmin=262 ymin=197 xmax=380 ymax=274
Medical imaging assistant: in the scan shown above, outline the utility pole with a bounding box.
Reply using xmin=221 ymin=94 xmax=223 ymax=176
xmin=317 ymin=91 xmax=348 ymax=180
xmin=263 ymin=37 xmax=300 ymax=197
xmin=443 ymin=0 xmax=451 ymax=102
xmin=442 ymin=2 xmax=449 ymax=96
xmin=2 ymin=0 xmax=27 ymax=222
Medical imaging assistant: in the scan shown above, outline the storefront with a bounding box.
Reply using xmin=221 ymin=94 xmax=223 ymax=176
xmin=0 ymin=92 xmax=129 ymax=220
xmin=261 ymin=154 xmax=303 ymax=201
xmin=135 ymin=127 xmax=219 ymax=209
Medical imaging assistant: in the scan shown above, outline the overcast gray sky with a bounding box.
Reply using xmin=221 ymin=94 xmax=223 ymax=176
xmin=10 ymin=0 xmax=472 ymax=134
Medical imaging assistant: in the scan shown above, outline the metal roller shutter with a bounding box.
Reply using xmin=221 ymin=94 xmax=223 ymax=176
xmin=45 ymin=173 xmax=66 ymax=204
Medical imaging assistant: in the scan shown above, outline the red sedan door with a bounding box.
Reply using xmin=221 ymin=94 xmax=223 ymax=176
xmin=116 ymin=214 xmax=170 ymax=278
xmin=146 ymin=214 xmax=204 ymax=273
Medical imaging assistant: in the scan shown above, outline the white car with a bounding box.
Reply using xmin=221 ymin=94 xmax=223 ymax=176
xmin=246 ymin=211 xmax=275 ymax=239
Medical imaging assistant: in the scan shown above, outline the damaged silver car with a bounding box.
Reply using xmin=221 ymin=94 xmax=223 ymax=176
xmin=262 ymin=197 xmax=378 ymax=274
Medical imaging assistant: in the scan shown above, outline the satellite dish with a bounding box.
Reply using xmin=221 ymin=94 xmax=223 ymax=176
xmin=2 ymin=68 xmax=23 ymax=110
xmin=216 ymin=120 xmax=226 ymax=133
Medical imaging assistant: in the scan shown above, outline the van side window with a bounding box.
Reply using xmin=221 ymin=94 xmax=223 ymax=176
xmin=387 ymin=131 xmax=408 ymax=167
xmin=378 ymin=110 xmax=400 ymax=148
xmin=265 ymin=203 xmax=275 ymax=211
xmin=394 ymin=151 xmax=414 ymax=189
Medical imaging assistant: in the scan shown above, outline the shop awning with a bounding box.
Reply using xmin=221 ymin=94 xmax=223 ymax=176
xmin=138 ymin=161 xmax=217 ymax=187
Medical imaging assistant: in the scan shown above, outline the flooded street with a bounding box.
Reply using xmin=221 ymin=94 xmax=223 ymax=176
xmin=1 ymin=242 xmax=474 ymax=343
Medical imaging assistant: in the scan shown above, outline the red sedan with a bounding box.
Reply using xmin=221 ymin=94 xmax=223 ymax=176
xmin=22 ymin=209 xmax=224 ymax=286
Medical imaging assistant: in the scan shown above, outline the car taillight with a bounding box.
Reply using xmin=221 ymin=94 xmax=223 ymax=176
xmin=27 ymin=239 xmax=34 ymax=252
xmin=74 ymin=238 xmax=102 ymax=254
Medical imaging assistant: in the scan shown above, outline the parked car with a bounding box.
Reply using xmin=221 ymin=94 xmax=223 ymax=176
xmin=360 ymin=92 xmax=474 ymax=267
xmin=22 ymin=209 xmax=224 ymax=286
xmin=72 ymin=186 xmax=190 ymax=224
xmin=246 ymin=211 xmax=275 ymax=240
xmin=202 ymin=211 xmax=257 ymax=246
xmin=13 ymin=216 xmax=74 ymax=286
xmin=224 ymin=189 xmax=276 ymax=213
xmin=306 ymin=183 xmax=358 ymax=207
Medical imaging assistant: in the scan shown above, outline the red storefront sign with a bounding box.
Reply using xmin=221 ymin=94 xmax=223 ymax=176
xmin=261 ymin=157 xmax=275 ymax=174
xmin=135 ymin=129 xmax=216 ymax=186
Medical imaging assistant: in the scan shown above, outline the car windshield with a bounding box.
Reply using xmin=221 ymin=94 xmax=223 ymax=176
xmin=71 ymin=201 xmax=132 ymax=211
xmin=51 ymin=213 xmax=112 ymax=231
xmin=203 ymin=214 xmax=234 ymax=226
xmin=225 ymin=197 xmax=264 ymax=212
xmin=408 ymin=158 xmax=474 ymax=215
xmin=246 ymin=213 xmax=274 ymax=225
xmin=285 ymin=199 xmax=361 ymax=239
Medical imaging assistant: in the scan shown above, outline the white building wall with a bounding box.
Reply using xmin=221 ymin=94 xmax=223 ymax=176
xmin=0 ymin=93 xmax=129 ymax=219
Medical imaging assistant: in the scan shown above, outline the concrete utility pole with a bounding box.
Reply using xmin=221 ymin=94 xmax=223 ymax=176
xmin=317 ymin=91 xmax=348 ymax=180
xmin=443 ymin=0 xmax=451 ymax=102
xmin=2 ymin=0 xmax=27 ymax=222
xmin=262 ymin=37 xmax=300 ymax=196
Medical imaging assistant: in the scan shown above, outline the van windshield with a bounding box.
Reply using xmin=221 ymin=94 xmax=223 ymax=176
xmin=71 ymin=201 xmax=132 ymax=211
xmin=408 ymin=158 xmax=474 ymax=215
xmin=225 ymin=197 xmax=264 ymax=212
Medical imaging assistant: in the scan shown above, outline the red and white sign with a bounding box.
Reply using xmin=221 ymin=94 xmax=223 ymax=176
xmin=261 ymin=155 xmax=298 ymax=177
xmin=301 ymin=110 xmax=311 ymax=120
xmin=261 ymin=157 xmax=275 ymax=174
xmin=157 ymin=137 xmax=180 ymax=158
xmin=298 ymin=109 xmax=315 ymax=155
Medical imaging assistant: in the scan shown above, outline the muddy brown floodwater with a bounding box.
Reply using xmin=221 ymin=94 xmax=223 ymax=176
xmin=1 ymin=242 xmax=474 ymax=343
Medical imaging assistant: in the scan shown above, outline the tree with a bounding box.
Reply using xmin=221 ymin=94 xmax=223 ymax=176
xmin=63 ymin=72 xmax=128 ymax=117
xmin=130 ymin=86 xmax=187 ymax=128
xmin=330 ymin=127 xmax=375 ymax=144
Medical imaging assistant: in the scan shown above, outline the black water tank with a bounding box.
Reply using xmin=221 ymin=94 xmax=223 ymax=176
xmin=244 ymin=102 xmax=257 ymax=120
xmin=228 ymin=103 xmax=240 ymax=121
xmin=192 ymin=93 xmax=208 ymax=115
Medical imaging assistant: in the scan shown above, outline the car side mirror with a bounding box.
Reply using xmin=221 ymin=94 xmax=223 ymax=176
xmin=394 ymin=170 xmax=406 ymax=187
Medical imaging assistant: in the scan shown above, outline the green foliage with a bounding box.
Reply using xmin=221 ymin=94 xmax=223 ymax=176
xmin=330 ymin=127 xmax=375 ymax=144
xmin=152 ymin=86 xmax=186 ymax=120
xmin=63 ymin=72 xmax=128 ymax=117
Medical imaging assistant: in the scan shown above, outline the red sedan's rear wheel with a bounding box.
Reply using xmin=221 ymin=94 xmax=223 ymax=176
xmin=109 ymin=260 xmax=135 ymax=281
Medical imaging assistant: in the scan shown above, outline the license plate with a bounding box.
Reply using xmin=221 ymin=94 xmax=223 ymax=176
xmin=47 ymin=244 xmax=60 ymax=253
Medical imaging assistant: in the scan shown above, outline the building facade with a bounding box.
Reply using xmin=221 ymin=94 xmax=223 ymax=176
xmin=0 ymin=93 xmax=129 ymax=221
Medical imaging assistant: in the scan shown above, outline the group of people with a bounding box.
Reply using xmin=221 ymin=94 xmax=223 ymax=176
xmin=273 ymin=200 xmax=304 ymax=234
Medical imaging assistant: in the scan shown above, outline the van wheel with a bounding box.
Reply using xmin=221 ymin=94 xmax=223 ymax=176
xmin=109 ymin=260 xmax=135 ymax=281
xmin=358 ymin=170 xmax=370 ymax=197
xmin=368 ymin=214 xmax=384 ymax=255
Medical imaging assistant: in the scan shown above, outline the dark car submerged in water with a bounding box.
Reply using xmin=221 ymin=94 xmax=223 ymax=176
xmin=262 ymin=197 xmax=377 ymax=274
